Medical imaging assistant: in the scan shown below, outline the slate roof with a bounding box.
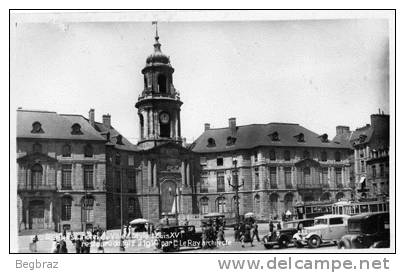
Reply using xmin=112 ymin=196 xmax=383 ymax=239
xmin=191 ymin=122 xmax=352 ymax=153
xmin=17 ymin=109 xmax=105 ymax=141
xmin=93 ymin=122 xmax=139 ymax=152
xmin=349 ymin=125 xmax=374 ymax=147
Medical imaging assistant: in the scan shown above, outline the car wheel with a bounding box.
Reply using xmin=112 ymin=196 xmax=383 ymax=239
xmin=278 ymin=238 xmax=288 ymax=248
xmin=308 ymin=236 xmax=321 ymax=248
xmin=337 ymin=239 xmax=351 ymax=249
xmin=293 ymin=239 xmax=304 ymax=248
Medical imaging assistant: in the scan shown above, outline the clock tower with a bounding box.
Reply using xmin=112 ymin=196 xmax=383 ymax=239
xmin=135 ymin=28 xmax=183 ymax=149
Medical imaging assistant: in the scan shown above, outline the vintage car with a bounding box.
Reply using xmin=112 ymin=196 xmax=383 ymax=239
xmin=156 ymin=225 xmax=203 ymax=252
xmin=263 ymin=219 xmax=314 ymax=249
xmin=292 ymin=214 xmax=350 ymax=248
xmin=337 ymin=212 xmax=389 ymax=249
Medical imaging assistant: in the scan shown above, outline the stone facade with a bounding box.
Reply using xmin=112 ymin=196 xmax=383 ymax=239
xmin=17 ymin=110 xmax=107 ymax=232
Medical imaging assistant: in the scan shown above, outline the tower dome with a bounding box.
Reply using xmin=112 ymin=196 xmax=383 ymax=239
xmin=145 ymin=35 xmax=171 ymax=65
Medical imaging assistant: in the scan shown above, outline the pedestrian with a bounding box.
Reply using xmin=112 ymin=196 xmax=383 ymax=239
xmin=244 ymin=223 xmax=254 ymax=247
xmin=277 ymin=222 xmax=282 ymax=230
xmin=51 ymin=238 xmax=59 ymax=253
xmin=59 ymin=238 xmax=68 ymax=253
xmin=125 ymin=224 xmax=129 ymax=238
xmin=233 ymin=224 xmax=239 ymax=242
xmin=147 ymin=223 xmax=151 ymax=235
xmin=151 ymin=224 xmax=156 ymax=236
xmin=97 ymin=239 xmax=104 ymax=253
xmin=75 ymin=235 xmax=82 ymax=254
xmin=217 ymin=226 xmax=225 ymax=243
xmin=252 ymin=222 xmax=260 ymax=242
xmin=269 ymin=220 xmax=274 ymax=233
xmin=30 ymin=235 xmax=38 ymax=252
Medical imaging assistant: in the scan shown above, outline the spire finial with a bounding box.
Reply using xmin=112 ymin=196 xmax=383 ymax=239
xmin=152 ymin=21 xmax=159 ymax=42
xmin=152 ymin=21 xmax=161 ymax=52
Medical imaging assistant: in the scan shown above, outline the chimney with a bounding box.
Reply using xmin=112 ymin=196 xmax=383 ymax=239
xmin=204 ymin=123 xmax=210 ymax=131
xmin=336 ymin=125 xmax=350 ymax=136
xmin=89 ymin=108 xmax=95 ymax=127
xmin=229 ymin=117 xmax=236 ymax=135
xmin=102 ymin=113 xmax=111 ymax=128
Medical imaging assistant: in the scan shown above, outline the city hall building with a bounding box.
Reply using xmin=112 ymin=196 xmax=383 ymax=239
xmin=17 ymin=29 xmax=376 ymax=231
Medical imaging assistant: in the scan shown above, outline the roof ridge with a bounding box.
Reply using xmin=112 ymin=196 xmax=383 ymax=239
xmin=17 ymin=109 xmax=57 ymax=114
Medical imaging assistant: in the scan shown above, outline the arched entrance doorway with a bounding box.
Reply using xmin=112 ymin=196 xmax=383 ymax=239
xmin=29 ymin=200 xmax=45 ymax=229
xmin=160 ymin=180 xmax=177 ymax=215
xmin=321 ymin=192 xmax=331 ymax=201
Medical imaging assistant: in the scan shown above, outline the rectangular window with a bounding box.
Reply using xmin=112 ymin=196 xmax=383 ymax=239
xmin=83 ymin=165 xmax=94 ymax=190
xmin=127 ymin=169 xmax=136 ymax=193
xmin=128 ymin=155 xmax=134 ymax=166
xmin=254 ymin=167 xmax=260 ymax=190
xmin=284 ymin=167 xmax=292 ymax=188
xmin=200 ymin=172 xmax=208 ymax=193
xmin=200 ymin=157 xmax=207 ymax=166
xmin=61 ymin=164 xmax=72 ymax=189
xmin=380 ymin=164 xmax=384 ymax=178
xmin=372 ymin=165 xmax=377 ymax=178
xmin=216 ymin=157 xmax=223 ymax=166
xmin=335 ymin=168 xmax=342 ymax=187
xmin=269 ymin=167 xmax=277 ymax=189
xmin=360 ymin=161 xmax=365 ymax=172
xmin=217 ymin=171 xmax=225 ymax=192
xmin=330 ymin=217 xmax=343 ymax=225
xmin=322 ymin=167 xmax=328 ymax=186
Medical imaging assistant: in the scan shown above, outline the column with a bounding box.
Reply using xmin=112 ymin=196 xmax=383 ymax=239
xmin=177 ymin=109 xmax=181 ymax=138
xmin=181 ymin=161 xmax=186 ymax=186
xmin=147 ymin=160 xmax=152 ymax=187
xmin=186 ymin=162 xmax=190 ymax=187
xmin=49 ymin=200 xmax=53 ymax=229
xmin=279 ymin=166 xmax=285 ymax=189
xmin=291 ymin=167 xmax=296 ymax=187
xmin=276 ymin=166 xmax=280 ymax=188
xmin=149 ymin=109 xmax=153 ymax=138
xmin=153 ymin=162 xmax=157 ymax=187
xmin=174 ymin=110 xmax=179 ymax=139
xmin=153 ymin=111 xmax=158 ymax=138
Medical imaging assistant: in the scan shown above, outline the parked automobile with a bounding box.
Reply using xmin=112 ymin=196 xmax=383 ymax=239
xmin=263 ymin=219 xmax=314 ymax=249
xmin=337 ymin=212 xmax=389 ymax=249
xmin=156 ymin=225 xmax=203 ymax=252
xmin=292 ymin=214 xmax=350 ymax=248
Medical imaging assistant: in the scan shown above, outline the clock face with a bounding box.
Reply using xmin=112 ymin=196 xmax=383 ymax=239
xmin=160 ymin=112 xmax=170 ymax=124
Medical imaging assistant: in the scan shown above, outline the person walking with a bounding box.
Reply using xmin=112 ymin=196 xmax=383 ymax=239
xmin=59 ymin=238 xmax=68 ymax=253
xmin=217 ymin=226 xmax=225 ymax=243
xmin=75 ymin=235 xmax=82 ymax=254
xmin=252 ymin=222 xmax=260 ymax=242
xmin=233 ymin=224 xmax=239 ymax=242
xmin=30 ymin=235 xmax=38 ymax=252
xmin=51 ymin=238 xmax=59 ymax=253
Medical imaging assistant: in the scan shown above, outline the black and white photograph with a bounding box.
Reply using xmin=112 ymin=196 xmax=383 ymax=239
xmin=9 ymin=10 xmax=395 ymax=256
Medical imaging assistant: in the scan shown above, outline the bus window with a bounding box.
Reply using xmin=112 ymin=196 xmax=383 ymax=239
xmin=338 ymin=206 xmax=343 ymax=214
xmin=355 ymin=205 xmax=360 ymax=214
xmin=305 ymin=207 xmax=312 ymax=214
xmin=360 ymin=205 xmax=368 ymax=213
xmin=378 ymin=204 xmax=383 ymax=212
xmin=370 ymin=204 xmax=378 ymax=212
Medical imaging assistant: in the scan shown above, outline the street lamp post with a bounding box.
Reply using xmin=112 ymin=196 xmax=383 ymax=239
xmin=228 ymin=158 xmax=244 ymax=226
xmin=119 ymin=169 xmax=125 ymax=251
xmin=169 ymin=187 xmax=179 ymax=226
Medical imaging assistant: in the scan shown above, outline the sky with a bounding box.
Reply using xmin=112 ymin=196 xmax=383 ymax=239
xmin=11 ymin=15 xmax=390 ymax=144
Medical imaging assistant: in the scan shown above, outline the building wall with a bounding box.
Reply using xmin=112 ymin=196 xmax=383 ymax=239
xmin=17 ymin=139 xmax=107 ymax=232
xmin=194 ymin=146 xmax=352 ymax=221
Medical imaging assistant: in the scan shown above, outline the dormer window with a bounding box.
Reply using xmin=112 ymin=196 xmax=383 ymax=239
xmin=269 ymin=131 xmax=280 ymax=141
xmin=207 ymin=138 xmax=216 ymax=147
xmin=71 ymin=123 xmax=83 ymax=135
xmin=295 ymin=133 xmax=305 ymax=142
xmin=31 ymin=121 xmax=44 ymax=134
xmin=359 ymin=134 xmax=367 ymax=143
xmin=116 ymin=135 xmax=123 ymax=145
xmin=319 ymin=133 xmax=329 ymax=143
xmin=226 ymin=136 xmax=236 ymax=146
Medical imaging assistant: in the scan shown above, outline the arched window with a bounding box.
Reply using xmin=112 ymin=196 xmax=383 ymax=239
xmin=335 ymin=151 xmax=341 ymax=162
xmin=81 ymin=196 xmax=94 ymax=223
xmin=207 ymin=138 xmax=216 ymax=147
xmin=31 ymin=164 xmax=43 ymax=189
xmin=284 ymin=150 xmax=291 ymax=161
xmin=62 ymin=144 xmax=71 ymax=157
xmin=321 ymin=192 xmax=331 ymax=201
xmin=31 ymin=121 xmax=44 ymax=133
xmin=336 ymin=192 xmax=345 ymax=201
xmin=321 ymin=151 xmax=327 ymax=162
xmin=158 ymin=74 xmax=167 ymax=93
xmin=128 ymin=198 xmax=136 ymax=215
xmin=303 ymin=167 xmax=311 ymax=185
xmin=254 ymin=194 xmax=260 ymax=215
xmin=269 ymin=150 xmax=276 ymax=161
xmin=269 ymin=193 xmax=279 ymax=219
xmin=144 ymin=75 xmax=148 ymax=88
xmin=84 ymin=144 xmax=93 ymax=157
xmin=216 ymin=196 xmax=226 ymax=213
xmin=284 ymin=193 xmax=294 ymax=213
xmin=61 ymin=196 xmax=72 ymax=221
xmin=33 ymin=142 xmax=42 ymax=153
xmin=71 ymin=123 xmax=83 ymax=135
xmin=159 ymin=112 xmax=170 ymax=138
xmin=200 ymin=197 xmax=209 ymax=214
xmin=139 ymin=114 xmax=144 ymax=139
